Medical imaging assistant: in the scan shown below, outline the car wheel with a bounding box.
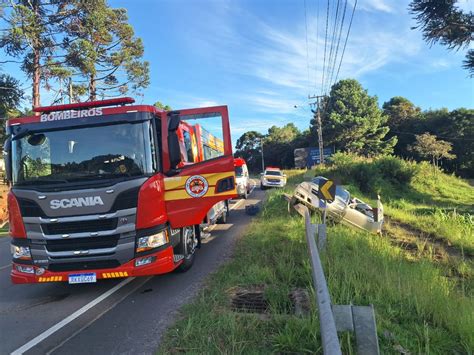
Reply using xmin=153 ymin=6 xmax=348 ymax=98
xmin=243 ymin=189 xmax=248 ymax=199
xmin=217 ymin=204 xmax=228 ymax=224
xmin=260 ymin=184 xmax=266 ymax=190
xmin=176 ymin=226 xmax=197 ymax=272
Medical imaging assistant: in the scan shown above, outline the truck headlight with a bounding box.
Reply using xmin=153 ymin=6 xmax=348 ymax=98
xmin=15 ymin=264 xmax=35 ymax=274
xmin=136 ymin=230 xmax=168 ymax=253
xmin=11 ymin=245 xmax=31 ymax=260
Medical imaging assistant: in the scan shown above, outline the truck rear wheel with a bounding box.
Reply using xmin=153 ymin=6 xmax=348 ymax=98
xmin=176 ymin=226 xmax=197 ymax=272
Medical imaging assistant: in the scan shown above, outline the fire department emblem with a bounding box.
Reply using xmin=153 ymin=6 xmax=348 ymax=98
xmin=185 ymin=175 xmax=209 ymax=198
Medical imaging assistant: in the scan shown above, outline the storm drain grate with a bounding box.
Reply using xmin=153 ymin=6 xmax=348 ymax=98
xmin=229 ymin=286 xmax=311 ymax=316
xmin=230 ymin=286 xmax=269 ymax=314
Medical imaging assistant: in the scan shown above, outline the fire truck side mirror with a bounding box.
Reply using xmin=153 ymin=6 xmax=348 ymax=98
xmin=3 ymin=138 xmax=12 ymax=182
xmin=168 ymin=114 xmax=182 ymax=170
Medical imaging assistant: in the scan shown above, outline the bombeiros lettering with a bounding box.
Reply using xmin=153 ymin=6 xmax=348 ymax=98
xmin=50 ymin=196 xmax=104 ymax=209
xmin=40 ymin=108 xmax=103 ymax=122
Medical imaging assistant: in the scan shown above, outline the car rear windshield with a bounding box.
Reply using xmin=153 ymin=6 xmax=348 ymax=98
xmin=235 ymin=166 xmax=244 ymax=177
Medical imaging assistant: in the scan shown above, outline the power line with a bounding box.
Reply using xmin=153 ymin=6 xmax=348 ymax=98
xmin=314 ymin=0 xmax=320 ymax=91
xmin=324 ymin=0 xmax=341 ymax=96
xmin=320 ymin=0 xmax=330 ymax=97
xmin=328 ymin=0 xmax=348 ymax=91
xmin=334 ymin=0 xmax=357 ymax=84
xmin=304 ymin=0 xmax=311 ymax=96
xmin=390 ymin=130 xmax=474 ymax=142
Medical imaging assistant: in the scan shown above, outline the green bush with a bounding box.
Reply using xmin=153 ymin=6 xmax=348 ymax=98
xmin=374 ymin=156 xmax=418 ymax=185
xmin=324 ymin=154 xmax=421 ymax=197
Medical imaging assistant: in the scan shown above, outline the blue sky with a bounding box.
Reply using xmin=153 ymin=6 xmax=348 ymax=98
xmin=3 ymin=0 xmax=473 ymax=145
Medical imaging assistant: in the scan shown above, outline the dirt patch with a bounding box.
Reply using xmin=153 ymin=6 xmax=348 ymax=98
xmin=384 ymin=215 xmax=471 ymax=259
xmin=0 ymin=184 xmax=8 ymax=226
xmin=383 ymin=218 xmax=473 ymax=281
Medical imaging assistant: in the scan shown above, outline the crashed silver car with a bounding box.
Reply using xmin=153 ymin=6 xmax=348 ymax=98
xmin=292 ymin=176 xmax=384 ymax=234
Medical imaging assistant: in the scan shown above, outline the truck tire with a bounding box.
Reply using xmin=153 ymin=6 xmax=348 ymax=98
xmin=243 ymin=189 xmax=248 ymax=199
xmin=176 ymin=226 xmax=197 ymax=272
xmin=261 ymin=184 xmax=266 ymax=190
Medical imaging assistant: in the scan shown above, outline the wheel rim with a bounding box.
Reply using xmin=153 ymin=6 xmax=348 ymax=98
xmin=183 ymin=227 xmax=197 ymax=259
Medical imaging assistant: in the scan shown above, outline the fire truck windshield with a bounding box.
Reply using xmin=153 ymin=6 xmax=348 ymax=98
xmin=11 ymin=121 xmax=156 ymax=187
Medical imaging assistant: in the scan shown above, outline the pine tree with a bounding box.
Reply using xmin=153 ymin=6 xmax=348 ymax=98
xmin=63 ymin=1 xmax=149 ymax=100
xmin=316 ymin=79 xmax=397 ymax=156
xmin=410 ymin=0 xmax=474 ymax=75
xmin=0 ymin=0 xmax=66 ymax=108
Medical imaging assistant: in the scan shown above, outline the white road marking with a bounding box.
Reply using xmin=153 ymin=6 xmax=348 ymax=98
xmin=46 ymin=276 xmax=153 ymax=355
xmin=0 ymin=264 xmax=11 ymax=271
xmin=230 ymin=184 xmax=256 ymax=211
xmin=11 ymin=277 xmax=136 ymax=355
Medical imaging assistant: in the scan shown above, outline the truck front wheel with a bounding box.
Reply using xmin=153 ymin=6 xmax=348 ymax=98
xmin=176 ymin=226 xmax=197 ymax=272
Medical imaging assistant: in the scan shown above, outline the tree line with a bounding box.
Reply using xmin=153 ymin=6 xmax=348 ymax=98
xmin=235 ymin=79 xmax=473 ymax=177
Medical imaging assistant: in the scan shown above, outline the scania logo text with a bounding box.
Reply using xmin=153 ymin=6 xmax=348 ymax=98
xmin=50 ymin=196 xmax=104 ymax=209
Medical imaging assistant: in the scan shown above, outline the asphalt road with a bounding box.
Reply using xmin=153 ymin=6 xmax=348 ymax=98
xmin=0 ymin=183 xmax=263 ymax=355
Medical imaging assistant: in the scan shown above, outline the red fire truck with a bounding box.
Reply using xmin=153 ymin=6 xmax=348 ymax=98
xmin=4 ymin=97 xmax=236 ymax=284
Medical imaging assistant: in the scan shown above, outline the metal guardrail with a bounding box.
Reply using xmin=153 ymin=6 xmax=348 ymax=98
xmin=285 ymin=194 xmax=380 ymax=355
xmin=303 ymin=207 xmax=342 ymax=355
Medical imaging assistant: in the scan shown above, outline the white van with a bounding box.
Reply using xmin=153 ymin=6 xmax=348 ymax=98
xmin=234 ymin=158 xmax=251 ymax=199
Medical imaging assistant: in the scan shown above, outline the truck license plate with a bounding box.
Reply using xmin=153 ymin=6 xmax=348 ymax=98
xmin=68 ymin=273 xmax=96 ymax=284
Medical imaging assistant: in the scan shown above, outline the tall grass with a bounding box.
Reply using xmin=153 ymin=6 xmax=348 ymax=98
xmin=159 ymin=189 xmax=474 ymax=354
xmin=313 ymin=154 xmax=474 ymax=254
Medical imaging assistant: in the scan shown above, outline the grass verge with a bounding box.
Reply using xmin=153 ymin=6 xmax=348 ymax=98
xmin=313 ymin=154 xmax=474 ymax=255
xmin=159 ymin=187 xmax=473 ymax=354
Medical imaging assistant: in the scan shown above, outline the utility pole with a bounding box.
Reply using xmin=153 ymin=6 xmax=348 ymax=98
xmin=260 ymin=138 xmax=265 ymax=172
xmin=309 ymin=95 xmax=326 ymax=165
xmin=68 ymin=78 xmax=73 ymax=104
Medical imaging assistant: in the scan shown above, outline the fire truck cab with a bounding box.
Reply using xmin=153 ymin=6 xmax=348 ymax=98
xmin=4 ymin=98 xmax=237 ymax=284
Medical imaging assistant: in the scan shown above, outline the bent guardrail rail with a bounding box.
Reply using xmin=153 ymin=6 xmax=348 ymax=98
xmin=284 ymin=193 xmax=380 ymax=355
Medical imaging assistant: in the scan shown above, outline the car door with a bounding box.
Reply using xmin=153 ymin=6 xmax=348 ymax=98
xmin=161 ymin=106 xmax=236 ymax=228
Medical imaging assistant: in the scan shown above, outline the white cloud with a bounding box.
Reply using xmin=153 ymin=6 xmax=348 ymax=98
xmin=357 ymin=0 xmax=395 ymax=13
xmin=430 ymin=59 xmax=451 ymax=69
xmin=171 ymin=1 xmax=462 ymax=133
xmin=196 ymin=100 xmax=220 ymax=107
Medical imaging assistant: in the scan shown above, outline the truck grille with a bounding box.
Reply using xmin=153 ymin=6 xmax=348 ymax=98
xmin=48 ymin=260 xmax=121 ymax=272
xmin=42 ymin=218 xmax=118 ymax=235
xmin=268 ymin=179 xmax=281 ymax=183
xmin=44 ymin=235 xmax=120 ymax=252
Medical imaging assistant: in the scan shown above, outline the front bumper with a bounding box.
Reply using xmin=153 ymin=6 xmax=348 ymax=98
xmin=261 ymin=180 xmax=286 ymax=188
xmin=11 ymin=246 xmax=178 ymax=284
